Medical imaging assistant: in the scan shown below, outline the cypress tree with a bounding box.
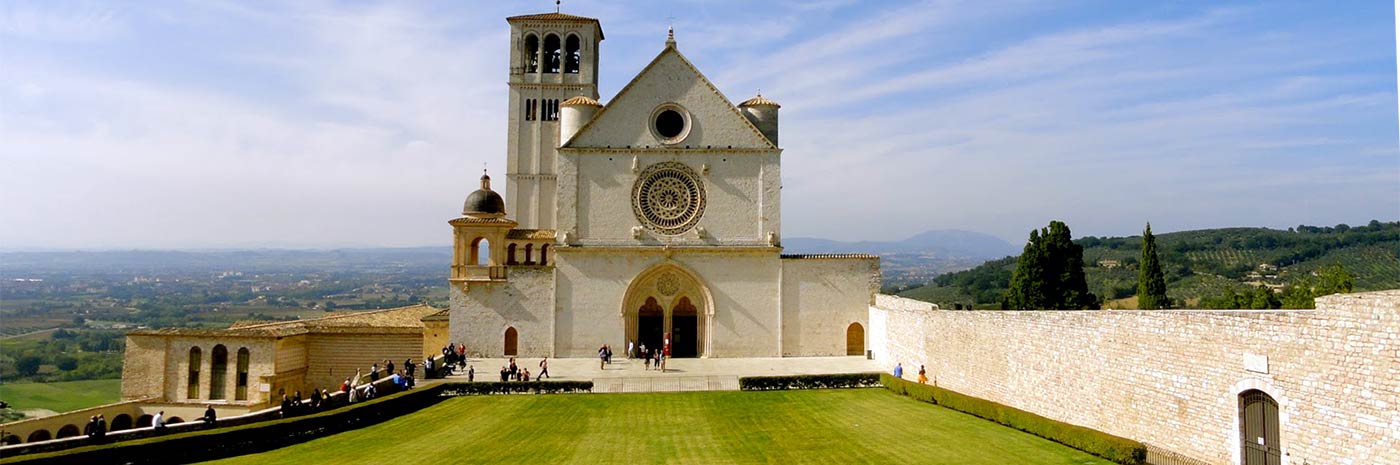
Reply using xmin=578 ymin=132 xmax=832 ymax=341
xmin=1005 ymin=221 xmax=1098 ymax=310
xmin=1137 ymin=222 xmax=1169 ymax=309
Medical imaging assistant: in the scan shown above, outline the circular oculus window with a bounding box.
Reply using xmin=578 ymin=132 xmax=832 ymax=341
xmin=632 ymin=162 xmax=705 ymax=235
xmin=649 ymin=104 xmax=691 ymax=144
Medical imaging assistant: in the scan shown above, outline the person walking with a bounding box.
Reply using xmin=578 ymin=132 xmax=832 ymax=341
xmin=468 ymin=365 xmax=475 ymax=382
xmin=153 ymin=411 xmax=167 ymax=434
xmin=538 ymin=357 xmax=550 ymax=379
xmin=627 ymin=340 xmax=635 ymax=359
xmin=385 ymin=359 xmax=395 ymax=378
xmin=203 ymin=404 xmax=217 ymax=427
xmin=893 ymin=362 xmax=904 ymax=379
xmin=918 ymin=365 xmax=929 ymax=384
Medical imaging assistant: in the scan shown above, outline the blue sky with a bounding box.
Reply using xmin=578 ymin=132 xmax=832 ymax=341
xmin=1 ymin=1 xmax=1396 ymax=249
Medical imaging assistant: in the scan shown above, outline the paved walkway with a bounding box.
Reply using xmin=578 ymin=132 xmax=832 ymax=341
xmin=440 ymin=356 xmax=884 ymax=393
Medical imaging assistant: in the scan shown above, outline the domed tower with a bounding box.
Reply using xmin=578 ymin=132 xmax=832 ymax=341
xmin=449 ymin=171 xmax=517 ymax=283
xmin=738 ymin=93 xmax=780 ymax=146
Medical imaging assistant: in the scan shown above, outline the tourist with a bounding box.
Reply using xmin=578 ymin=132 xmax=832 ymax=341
xmin=425 ymin=356 xmax=435 ymax=379
xmin=348 ymin=383 xmax=360 ymax=403
xmin=500 ymin=366 xmax=509 ymax=382
xmin=203 ymin=404 xmax=217 ymax=427
xmin=509 ymin=358 xmax=518 ymax=379
xmin=538 ymin=357 xmax=550 ymax=379
xmin=364 ymin=382 xmax=377 ymax=400
xmin=640 ymin=343 xmax=648 ymax=361
xmin=85 ymin=415 xmax=98 ymax=440
xmin=153 ymin=411 xmax=167 ymax=434
xmin=468 ymin=365 xmax=475 ymax=382
xmin=370 ymin=362 xmax=381 ymax=380
xmin=627 ymin=339 xmax=635 ymax=359
xmin=310 ymin=389 xmax=322 ymax=410
xmin=385 ymin=359 xmax=395 ymax=378
xmin=598 ymin=345 xmax=607 ymax=370
xmin=522 ymin=368 xmax=531 ymax=382
xmin=604 ymin=344 xmax=613 ymax=364
xmin=340 ymin=377 xmax=351 ymax=393
xmin=405 ymin=358 xmax=416 ymax=378
xmin=644 ymin=349 xmax=652 ymax=370
xmin=280 ymin=394 xmax=292 ymax=418
xmin=658 ymin=350 xmax=666 ymax=373
xmin=94 ymin=414 xmax=106 ymax=440
xmin=893 ymin=362 xmax=903 ymax=379
xmin=390 ymin=370 xmax=402 ymax=390
xmin=457 ymin=344 xmax=466 ymax=366
xmin=918 ymin=365 xmax=928 ymax=384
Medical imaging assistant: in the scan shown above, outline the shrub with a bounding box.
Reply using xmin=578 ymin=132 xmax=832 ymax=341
xmin=879 ymin=374 xmax=1145 ymax=465
xmin=438 ymin=381 xmax=593 ymax=396
xmin=738 ymin=373 xmax=881 ymax=391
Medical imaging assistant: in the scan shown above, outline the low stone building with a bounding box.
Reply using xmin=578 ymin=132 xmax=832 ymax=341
xmin=121 ymin=304 xmax=441 ymax=408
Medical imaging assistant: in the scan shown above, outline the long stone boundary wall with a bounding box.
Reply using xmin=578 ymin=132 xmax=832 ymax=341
xmin=868 ymin=291 xmax=1399 ymax=465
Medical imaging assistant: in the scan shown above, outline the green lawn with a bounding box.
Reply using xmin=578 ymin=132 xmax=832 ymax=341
xmin=0 ymin=379 xmax=122 ymax=413
xmin=203 ymin=389 xmax=1111 ymax=465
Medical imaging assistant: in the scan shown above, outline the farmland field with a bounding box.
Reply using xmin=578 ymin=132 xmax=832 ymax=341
xmin=203 ymin=389 xmax=1113 ymax=465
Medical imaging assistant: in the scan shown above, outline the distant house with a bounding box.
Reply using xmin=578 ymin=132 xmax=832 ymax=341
xmin=1258 ymin=263 xmax=1279 ymax=272
xmin=1098 ymin=259 xmax=1121 ymax=269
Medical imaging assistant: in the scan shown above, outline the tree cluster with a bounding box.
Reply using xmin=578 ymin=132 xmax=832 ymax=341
xmin=1003 ymin=221 xmax=1098 ymax=310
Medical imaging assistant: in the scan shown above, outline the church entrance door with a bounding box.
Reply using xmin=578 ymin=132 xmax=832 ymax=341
xmin=623 ymin=264 xmax=712 ymax=358
xmin=638 ymin=298 xmax=664 ymax=355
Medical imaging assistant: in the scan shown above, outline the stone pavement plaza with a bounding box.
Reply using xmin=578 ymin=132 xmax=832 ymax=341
xmin=441 ymin=356 xmax=885 ymax=393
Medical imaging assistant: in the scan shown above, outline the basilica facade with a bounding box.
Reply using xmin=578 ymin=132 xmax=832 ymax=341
xmin=448 ymin=12 xmax=879 ymax=358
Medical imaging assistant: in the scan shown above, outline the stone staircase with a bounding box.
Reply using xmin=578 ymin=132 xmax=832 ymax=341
xmin=589 ymin=375 xmax=740 ymax=393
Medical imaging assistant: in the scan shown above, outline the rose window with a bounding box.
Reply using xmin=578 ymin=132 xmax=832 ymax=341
xmin=632 ymin=162 xmax=705 ymax=235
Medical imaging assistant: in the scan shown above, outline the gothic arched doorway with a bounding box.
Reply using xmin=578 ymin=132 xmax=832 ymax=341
xmin=622 ymin=264 xmax=713 ymax=358
xmin=1239 ymin=390 xmax=1281 ymax=465
xmin=846 ymin=323 xmax=864 ymax=356
xmin=503 ymin=327 xmax=518 ymax=356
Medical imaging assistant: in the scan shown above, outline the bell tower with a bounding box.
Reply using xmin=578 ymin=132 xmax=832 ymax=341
xmin=504 ymin=11 xmax=603 ymax=230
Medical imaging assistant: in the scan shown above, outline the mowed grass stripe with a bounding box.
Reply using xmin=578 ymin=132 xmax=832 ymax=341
xmin=203 ymin=389 xmax=1112 ymax=465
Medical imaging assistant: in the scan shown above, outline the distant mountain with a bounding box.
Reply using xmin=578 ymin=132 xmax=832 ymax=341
xmin=784 ymin=230 xmax=1020 ymax=287
xmin=784 ymin=230 xmax=1019 ymax=259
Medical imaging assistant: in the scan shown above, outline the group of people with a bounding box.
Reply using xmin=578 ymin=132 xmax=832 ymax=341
xmin=640 ymin=344 xmax=667 ymax=372
xmin=83 ymin=414 xmax=107 ymax=441
xmin=893 ymin=362 xmax=933 ymax=385
xmin=597 ymin=344 xmax=615 ymax=369
xmin=497 ymin=357 xmax=551 ymax=382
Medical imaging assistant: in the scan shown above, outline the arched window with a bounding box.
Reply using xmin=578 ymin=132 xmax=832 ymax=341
xmin=210 ymin=344 xmax=228 ymax=400
xmin=136 ymin=414 xmax=153 ymax=427
xmin=1 ymin=434 xmax=19 ymax=445
xmin=55 ymin=425 xmax=80 ymax=439
xmin=26 ymin=430 xmax=50 ymax=443
xmin=523 ymin=34 xmax=539 ymax=73
xmin=1240 ymin=390 xmax=1281 ymax=465
xmin=470 ymin=237 xmax=491 ymax=266
xmin=524 ymin=243 xmax=534 ymax=265
xmin=236 ymin=347 xmax=250 ymax=401
xmin=564 ymin=34 xmax=580 ymax=74
xmin=540 ymin=244 xmax=549 ymax=266
xmin=110 ymin=414 xmax=133 ymax=431
xmin=846 ymin=323 xmax=865 ymax=356
xmin=543 ymin=34 xmax=561 ymax=73
xmin=187 ymin=347 xmax=202 ymax=399
xmin=507 ymin=243 xmax=518 ymax=265
xmin=504 ymin=327 xmax=518 ymax=356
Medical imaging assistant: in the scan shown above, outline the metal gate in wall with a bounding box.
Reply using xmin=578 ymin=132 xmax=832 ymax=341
xmin=1239 ymin=390 xmax=1281 ymax=465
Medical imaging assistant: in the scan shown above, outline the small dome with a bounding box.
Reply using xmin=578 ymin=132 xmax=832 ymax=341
xmin=561 ymin=96 xmax=602 ymax=107
xmin=739 ymin=94 xmax=780 ymax=108
xmin=462 ymin=173 xmax=506 ymax=216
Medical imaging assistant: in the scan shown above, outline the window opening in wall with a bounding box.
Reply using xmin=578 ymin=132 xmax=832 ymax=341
xmin=544 ymin=34 xmax=561 ymax=73
xmin=471 ymin=237 xmax=491 ymax=265
xmin=235 ymin=347 xmax=250 ymax=401
xmin=655 ymin=109 xmax=685 ymax=138
xmin=210 ymin=344 xmax=228 ymax=400
xmin=27 ymin=430 xmax=50 ymax=443
xmin=540 ymin=244 xmax=549 ymax=266
xmin=507 ymin=243 xmax=519 ymax=265
xmin=187 ymin=347 xmax=202 ymax=399
xmin=523 ymin=34 xmax=539 ymax=73
xmin=525 ymin=99 xmax=538 ymax=121
xmin=56 ymin=424 xmax=80 ymax=439
xmin=564 ymin=35 xmax=580 ymax=73
xmin=1239 ymin=390 xmax=1281 ymax=465
xmin=525 ymin=243 xmax=534 ymax=265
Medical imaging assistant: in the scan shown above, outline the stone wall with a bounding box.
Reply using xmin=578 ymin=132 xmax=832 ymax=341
xmin=780 ymin=256 xmax=880 ymax=356
xmin=868 ymin=291 xmax=1399 ymax=465
xmin=449 ymin=266 xmax=556 ymax=358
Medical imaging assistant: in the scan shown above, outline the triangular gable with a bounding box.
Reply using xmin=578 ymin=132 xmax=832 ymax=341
xmin=565 ymin=46 xmax=776 ymax=150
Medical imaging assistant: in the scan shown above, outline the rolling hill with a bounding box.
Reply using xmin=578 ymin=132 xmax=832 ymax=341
xmin=899 ymin=221 xmax=1399 ymax=309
